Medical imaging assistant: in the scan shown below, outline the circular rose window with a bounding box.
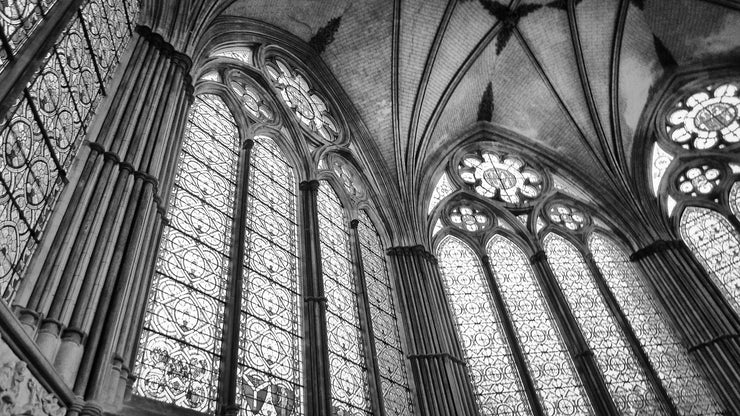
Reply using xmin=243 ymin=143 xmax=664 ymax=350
xmin=458 ymin=151 xmax=543 ymax=205
xmin=667 ymin=83 xmax=740 ymax=150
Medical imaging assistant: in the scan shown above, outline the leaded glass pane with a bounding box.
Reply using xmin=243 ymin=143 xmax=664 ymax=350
xmin=680 ymin=207 xmax=740 ymax=316
xmin=318 ymin=181 xmax=371 ymax=416
xmin=730 ymin=182 xmax=740 ymax=221
xmin=0 ymin=0 xmax=57 ymax=70
xmin=436 ymin=235 xmax=530 ymax=416
xmin=651 ymin=142 xmax=673 ymax=197
xmin=134 ymin=95 xmax=238 ymax=412
xmin=0 ymin=0 xmax=137 ymax=303
xmin=357 ymin=210 xmax=414 ymax=416
xmin=543 ymin=233 xmax=666 ymax=415
xmin=666 ymin=83 xmax=740 ymax=150
xmin=589 ymin=233 xmax=723 ymax=415
xmin=428 ymin=172 xmax=454 ymax=214
xmin=238 ymin=136 xmax=303 ymax=416
xmin=486 ymin=235 xmax=592 ymax=416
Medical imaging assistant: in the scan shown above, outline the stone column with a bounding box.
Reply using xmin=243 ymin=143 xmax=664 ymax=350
xmin=528 ymin=251 xmax=619 ymax=415
xmin=299 ymin=180 xmax=333 ymax=416
xmin=386 ymin=245 xmax=478 ymax=416
xmin=630 ymin=239 xmax=740 ymax=413
xmin=11 ymin=25 xmax=193 ymax=415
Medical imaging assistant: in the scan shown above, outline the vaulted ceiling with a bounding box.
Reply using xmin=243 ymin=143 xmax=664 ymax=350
xmin=220 ymin=0 xmax=740 ymax=213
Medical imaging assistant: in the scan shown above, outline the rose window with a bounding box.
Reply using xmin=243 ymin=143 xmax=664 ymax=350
xmin=548 ymin=204 xmax=587 ymax=231
xmin=677 ymin=165 xmax=721 ymax=196
xmin=458 ymin=151 xmax=542 ymax=205
xmin=230 ymin=80 xmax=273 ymax=122
xmin=449 ymin=204 xmax=491 ymax=232
xmin=265 ymin=59 xmax=339 ymax=141
xmin=667 ymin=83 xmax=740 ymax=150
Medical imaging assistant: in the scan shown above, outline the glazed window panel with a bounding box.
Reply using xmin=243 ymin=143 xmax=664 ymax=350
xmin=134 ymin=95 xmax=238 ymax=413
xmin=357 ymin=210 xmax=414 ymax=416
xmin=589 ymin=232 xmax=723 ymax=415
xmin=0 ymin=0 xmax=138 ymax=303
xmin=730 ymin=182 xmax=740 ymax=221
xmin=0 ymin=0 xmax=57 ymax=70
xmin=680 ymin=207 xmax=740 ymax=316
xmin=238 ymin=136 xmax=303 ymax=416
xmin=486 ymin=234 xmax=593 ymax=416
xmin=318 ymin=181 xmax=371 ymax=416
xmin=437 ymin=235 xmax=530 ymax=416
xmin=543 ymin=233 xmax=666 ymax=415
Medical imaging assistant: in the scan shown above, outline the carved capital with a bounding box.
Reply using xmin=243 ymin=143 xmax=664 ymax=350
xmin=299 ymin=180 xmax=320 ymax=191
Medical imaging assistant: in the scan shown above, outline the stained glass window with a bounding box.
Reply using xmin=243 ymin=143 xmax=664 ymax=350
xmin=266 ymin=59 xmax=339 ymax=141
xmin=449 ymin=204 xmax=491 ymax=232
xmin=667 ymin=83 xmax=739 ymax=150
xmin=543 ymin=233 xmax=666 ymax=415
xmin=357 ymin=210 xmax=414 ymax=416
xmin=677 ymin=165 xmax=721 ymax=196
xmin=317 ymin=181 xmax=371 ymax=416
xmin=731 ymin=182 xmax=740 ymax=220
xmin=230 ymin=79 xmax=274 ymax=122
xmin=589 ymin=232 xmax=723 ymax=415
xmin=428 ymin=172 xmax=455 ymax=214
xmin=547 ymin=204 xmax=587 ymax=231
xmin=486 ymin=235 xmax=592 ymax=416
xmin=238 ymin=136 xmax=302 ymax=416
xmin=458 ymin=151 xmax=542 ymax=205
xmin=0 ymin=0 xmax=57 ymax=70
xmin=134 ymin=95 xmax=238 ymax=412
xmin=436 ymin=235 xmax=529 ymax=416
xmin=680 ymin=207 xmax=740 ymax=315
xmin=212 ymin=48 xmax=254 ymax=66
xmin=0 ymin=0 xmax=138 ymax=303
xmin=651 ymin=142 xmax=673 ymax=196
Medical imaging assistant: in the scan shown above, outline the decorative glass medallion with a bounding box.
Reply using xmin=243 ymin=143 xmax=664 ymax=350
xmin=651 ymin=142 xmax=673 ymax=197
xmin=331 ymin=157 xmax=364 ymax=200
xmin=230 ymin=79 xmax=274 ymax=122
xmin=667 ymin=83 xmax=740 ymax=150
xmin=458 ymin=151 xmax=542 ymax=205
xmin=449 ymin=204 xmax=492 ymax=232
xmin=266 ymin=59 xmax=339 ymax=141
xmin=677 ymin=165 xmax=721 ymax=196
xmin=547 ymin=203 xmax=588 ymax=231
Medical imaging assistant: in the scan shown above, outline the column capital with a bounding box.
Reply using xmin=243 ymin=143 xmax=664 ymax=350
xmin=629 ymin=239 xmax=683 ymax=261
xmin=529 ymin=250 xmax=547 ymax=264
xmin=299 ymin=179 xmax=320 ymax=191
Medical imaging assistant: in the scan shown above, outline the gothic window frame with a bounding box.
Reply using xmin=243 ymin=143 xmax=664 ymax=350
xmin=428 ymin=136 xmax=725 ymax=415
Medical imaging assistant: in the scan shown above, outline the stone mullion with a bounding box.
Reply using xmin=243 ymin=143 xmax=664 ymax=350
xmin=528 ymin=251 xmax=619 ymax=416
xmin=582 ymin=252 xmax=678 ymax=415
xmin=348 ymin=220 xmax=385 ymax=416
xmin=386 ymin=246 xmax=478 ymax=416
xmin=631 ymin=241 xmax=740 ymax=413
xmin=217 ymin=139 xmax=254 ymax=416
xmin=480 ymin=256 xmax=545 ymax=416
xmin=0 ymin=0 xmax=85 ymax=116
xmin=299 ymin=180 xmax=332 ymax=416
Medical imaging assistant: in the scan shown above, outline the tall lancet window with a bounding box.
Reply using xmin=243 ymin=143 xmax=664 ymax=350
xmin=589 ymin=232 xmax=721 ymax=415
xmin=317 ymin=181 xmax=372 ymax=416
xmin=543 ymin=233 xmax=665 ymax=414
xmin=437 ymin=235 xmax=529 ymax=415
xmin=486 ymin=235 xmax=591 ymax=415
xmin=134 ymin=95 xmax=238 ymax=412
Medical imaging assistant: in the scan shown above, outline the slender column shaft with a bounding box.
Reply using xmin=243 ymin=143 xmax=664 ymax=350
xmin=528 ymin=251 xmax=619 ymax=415
xmin=630 ymin=239 xmax=740 ymax=413
xmin=300 ymin=180 xmax=332 ymax=416
xmin=386 ymin=245 xmax=478 ymax=416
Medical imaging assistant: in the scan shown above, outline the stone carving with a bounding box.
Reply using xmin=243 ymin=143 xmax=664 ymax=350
xmin=0 ymin=337 xmax=65 ymax=416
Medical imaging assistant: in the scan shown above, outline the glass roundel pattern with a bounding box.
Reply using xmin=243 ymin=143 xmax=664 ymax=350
xmin=543 ymin=233 xmax=666 ymax=415
xmin=266 ymin=59 xmax=339 ymax=141
xmin=238 ymin=136 xmax=302 ymax=416
xmin=677 ymin=165 xmax=721 ymax=196
xmin=357 ymin=210 xmax=414 ymax=416
xmin=230 ymin=79 xmax=274 ymax=122
xmin=486 ymin=235 xmax=593 ymax=416
xmin=458 ymin=151 xmax=542 ymax=205
xmin=667 ymin=83 xmax=740 ymax=150
xmin=318 ymin=181 xmax=372 ymax=416
xmin=547 ymin=204 xmax=587 ymax=231
xmin=680 ymin=207 xmax=740 ymax=316
xmin=437 ymin=235 xmax=530 ymax=416
xmin=589 ymin=233 xmax=723 ymax=415
xmin=449 ymin=204 xmax=491 ymax=232
xmin=134 ymin=95 xmax=238 ymax=413
xmin=0 ymin=0 xmax=138 ymax=303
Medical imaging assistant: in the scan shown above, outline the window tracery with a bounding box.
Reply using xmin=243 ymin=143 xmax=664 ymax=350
xmin=265 ymin=58 xmax=339 ymax=142
xmin=546 ymin=203 xmax=587 ymax=231
xmin=448 ymin=203 xmax=492 ymax=232
xmin=667 ymin=83 xmax=740 ymax=150
xmin=0 ymin=0 xmax=138 ymax=303
xmin=212 ymin=47 xmax=254 ymax=66
xmin=0 ymin=0 xmax=57 ymax=70
xmin=458 ymin=150 xmax=542 ymax=206
xmin=428 ymin=172 xmax=455 ymax=214
xmin=676 ymin=165 xmax=722 ymax=196
xmin=230 ymin=78 xmax=274 ymax=122
xmin=650 ymin=142 xmax=673 ymax=197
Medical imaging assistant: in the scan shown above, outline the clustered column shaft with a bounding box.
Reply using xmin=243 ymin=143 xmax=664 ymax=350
xmin=386 ymin=245 xmax=478 ymax=416
xmin=11 ymin=25 xmax=193 ymax=416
